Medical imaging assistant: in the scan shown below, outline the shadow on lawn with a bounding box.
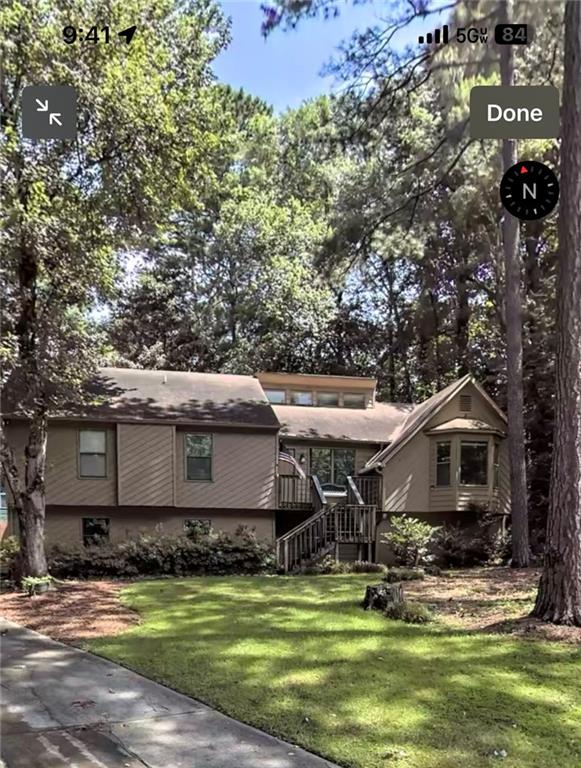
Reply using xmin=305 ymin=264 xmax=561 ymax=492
xmin=88 ymin=576 xmax=581 ymax=768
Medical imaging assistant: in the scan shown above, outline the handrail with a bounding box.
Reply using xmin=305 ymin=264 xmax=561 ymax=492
xmin=311 ymin=474 xmax=326 ymax=511
xmin=346 ymin=476 xmax=365 ymax=505
xmin=276 ymin=504 xmax=328 ymax=543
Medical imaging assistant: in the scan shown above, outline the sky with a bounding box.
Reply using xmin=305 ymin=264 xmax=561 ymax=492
xmin=213 ymin=1 xmax=432 ymax=112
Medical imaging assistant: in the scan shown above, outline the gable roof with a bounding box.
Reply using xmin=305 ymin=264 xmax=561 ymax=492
xmin=0 ymin=368 xmax=279 ymax=429
xmin=425 ymin=417 xmax=506 ymax=436
xmin=88 ymin=368 xmax=281 ymax=428
xmin=361 ymin=375 xmax=504 ymax=472
xmin=273 ymin=401 xmax=414 ymax=444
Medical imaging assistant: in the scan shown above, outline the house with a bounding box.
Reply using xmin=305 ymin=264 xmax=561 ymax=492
xmin=2 ymin=368 xmax=509 ymax=568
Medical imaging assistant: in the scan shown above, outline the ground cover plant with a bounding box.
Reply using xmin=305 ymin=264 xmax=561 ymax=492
xmin=87 ymin=573 xmax=581 ymax=768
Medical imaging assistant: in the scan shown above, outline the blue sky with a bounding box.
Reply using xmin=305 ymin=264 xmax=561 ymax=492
xmin=213 ymin=1 xmax=432 ymax=112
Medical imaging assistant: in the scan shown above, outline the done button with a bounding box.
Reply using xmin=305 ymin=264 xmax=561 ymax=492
xmin=470 ymin=85 xmax=559 ymax=139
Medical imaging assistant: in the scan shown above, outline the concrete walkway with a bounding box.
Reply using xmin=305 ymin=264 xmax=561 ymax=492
xmin=0 ymin=619 xmax=338 ymax=768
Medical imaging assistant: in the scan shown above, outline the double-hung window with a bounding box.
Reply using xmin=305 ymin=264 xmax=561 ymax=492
xmin=436 ymin=441 xmax=451 ymax=486
xmin=185 ymin=434 xmax=213 ymax=481
xmin=79 ymin=429 xmax=107 ymax=478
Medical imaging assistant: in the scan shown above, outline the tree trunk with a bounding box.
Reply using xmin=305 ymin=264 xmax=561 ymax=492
xmin=20 ymin=414 xmax=49 ymax=577
xmin=500 ymin=0 xmax=529 ymax=567
xmin=533 ymin=0 xmax=581 ymax=625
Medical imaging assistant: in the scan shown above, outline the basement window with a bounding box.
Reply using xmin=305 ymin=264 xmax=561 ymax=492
xmin=184 ymin=518 xmax=212 ymax=537
xmin=82 ymin=517 xmax=110 ymax=547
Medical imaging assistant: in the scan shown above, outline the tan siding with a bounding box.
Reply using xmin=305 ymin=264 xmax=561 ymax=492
xmin=118 ymin=424 xmax=174 ymax=507
xmin=176 ymin=430 xmax=277 ymax=510
xmin=4 ymin=422 xmax=118 ymax=506
xmin=382 ymin=434 xmax=430 ymax=512
xmin=44 ymin=507 xmax=275 ymax=547
xmin=428 ymin=382 xmax=506 ymax=431
xmin=355 ymin=446 xmax=377 ymax=473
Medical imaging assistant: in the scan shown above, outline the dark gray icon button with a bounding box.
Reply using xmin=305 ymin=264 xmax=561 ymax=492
xmin=470 ymin=86 xmax=559 ymax=139
xmin=22 ymin=85 xmax=77 ymax=140
xmin=500 ymin=161 xmax=559 ymax=221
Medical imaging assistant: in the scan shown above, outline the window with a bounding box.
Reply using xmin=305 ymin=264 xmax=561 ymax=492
xmin=493 ymin=443 xmax=500 ymax=489
xmin=79 ymin=429 xmax=107 ymax=478
xmin=82 ymin=517 xmax=110 ymax=547
xmin=290 ymin=390 xmax=313 ymax=406
xmin=460 ymin=441 xmax=488 ymax=486
xmin=311 ymin=447 xmax=355 ymax=487
xmin=185 ymin=434 xmax=213 ymax=481
xmin=265 ymin=389 xmax=286 ymax=404
xmin=317 ymin=391 xmax=339 ymax=407
xmin=184 ymin=518 xmax=212 ymax=536
xmin=436 ymin=441 xmax=451 ymax=486
xmin=343 ymin=393 xmax=366 ymax=409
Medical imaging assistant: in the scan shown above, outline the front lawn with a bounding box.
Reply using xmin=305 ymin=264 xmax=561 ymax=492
xmin=87 ymin=574 xmax=581 ymax=768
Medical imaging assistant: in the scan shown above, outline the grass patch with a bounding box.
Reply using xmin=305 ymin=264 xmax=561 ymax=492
xmin=88 ymin=575 xmax=581 ymax=768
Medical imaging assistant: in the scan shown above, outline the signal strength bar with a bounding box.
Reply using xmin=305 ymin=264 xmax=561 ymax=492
xmin=418 ymin=24 xmax=449 ymax=45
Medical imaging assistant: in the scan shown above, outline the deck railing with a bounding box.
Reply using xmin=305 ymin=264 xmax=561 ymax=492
xmin=349 ymin=475 xmax=383 ymax=509
xmin=278 ymin=475 xmax=312 ymax=509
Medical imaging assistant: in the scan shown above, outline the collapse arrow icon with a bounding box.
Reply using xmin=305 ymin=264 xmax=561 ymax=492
xmin=36 ymin=99 xmax=48 ymax=111
xmin=49 ymin=113 xmax=62 ymax=126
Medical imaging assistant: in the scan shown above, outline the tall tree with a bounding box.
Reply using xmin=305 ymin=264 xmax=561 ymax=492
xmin=499 ymin=0 xmax=529 ymax=566
xmin=0 ymin=0 xmax=228 ymax=577
xmin=533 ymin=0 xmax=581 ymax=625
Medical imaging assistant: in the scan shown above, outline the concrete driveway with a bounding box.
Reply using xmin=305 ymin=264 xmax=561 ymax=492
xmin=0 ymin=619 xmax=338 ymax=768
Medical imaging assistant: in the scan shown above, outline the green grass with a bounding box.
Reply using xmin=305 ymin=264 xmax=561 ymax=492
xmin=88 ymin=575 xmax=581 ymax=768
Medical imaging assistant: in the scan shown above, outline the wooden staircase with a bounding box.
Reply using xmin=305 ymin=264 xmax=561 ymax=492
xmin=276 ymin=476 xmax=377 ymax=572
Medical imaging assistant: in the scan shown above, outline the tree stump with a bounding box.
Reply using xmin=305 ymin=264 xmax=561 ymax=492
xmin=363 ymin=582 xmax=404 ymax=611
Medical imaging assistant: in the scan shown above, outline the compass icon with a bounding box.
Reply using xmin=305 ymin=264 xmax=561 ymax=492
xmin=500 ymin=160 xmax=559 ymax=221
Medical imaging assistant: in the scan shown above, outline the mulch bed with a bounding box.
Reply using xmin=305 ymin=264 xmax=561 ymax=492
xmin=405 ymin=566 xmax=581 ymax=644
xmin=0 ymin=580 xmax=139 ymax=644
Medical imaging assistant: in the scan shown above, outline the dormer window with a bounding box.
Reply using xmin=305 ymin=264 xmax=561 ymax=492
xmin=265 ymin=389 xmax=286 ymax=404
xmin=343 ymin=393 xmax=366 ymax=409
xmin=290 ymin=391 xmax=313 ymax=406
xmin=317 ymin=392 xmax=339 ymax=407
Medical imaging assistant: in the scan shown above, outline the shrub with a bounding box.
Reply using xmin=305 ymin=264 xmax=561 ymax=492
xmin=300 ymin=558 xmax=387 ymax=575
xmin=348 ymin=561 xmax=388 ymax=574
xmin=433 ymin=513 xmax=510 ymax=569
xmin=22 ymin=574 xmax=54 ymax=596
xmin=382 ymin=515 xmax=440 ymax=567
xmin=383 ymin=567 xmax=425 ymax=583
xmin=384 ymin=600 xmax=433 ymax=624
xmin=0 ymin=536 xmax=19 ymax=569
xmin=48 ymin=526 xmax=276 ymax=579
xmin=300 ymin=555 xmax=348 ymax=575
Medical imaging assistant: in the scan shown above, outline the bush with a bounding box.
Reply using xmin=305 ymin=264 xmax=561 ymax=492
xmin=48 ymin=526 xmax=276 ymax=579
xmin=22 ymin=574 xmax=54 ymax=597
xmin=300 ymin=558 xmax=387 ymax=575
xmin=382 ymin=515 xmax=440 ymax=567
xmin=383 ymin=567 xmax=425 ymax=583
xmin=348 ymin=561 xmax=388 ymax=574
xmin=0 ymin=536 xmax=19 ymax=570
xmin=384 ymin=600 xmax=433 ymax=624
xmin=433 ymin=513 xmax=510 ymax=569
